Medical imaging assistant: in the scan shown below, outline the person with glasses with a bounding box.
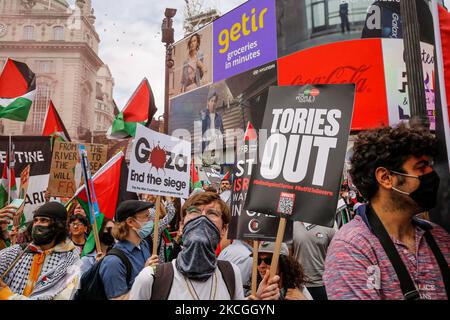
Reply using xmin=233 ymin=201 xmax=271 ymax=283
xmin=68 ymin=214 xmax=89 ymax=255
xmin=99 ymin=200 xmax=159 ymax=300
xmin=253 ymin=242 xmax=312 ymax=300
xmin=130 ymin=192 xmax=281 ymax=300
xmin=0 ymin=202 xmax=81 ymax=300
xmin=324 ymin=124 xmax=449 ymax=300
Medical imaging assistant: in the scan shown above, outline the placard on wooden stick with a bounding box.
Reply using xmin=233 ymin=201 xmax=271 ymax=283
xmin=48 ymin=141 xmax=107 ymax=197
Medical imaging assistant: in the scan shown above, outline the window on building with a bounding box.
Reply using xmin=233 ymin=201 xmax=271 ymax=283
xmin=23 ymin=25 xmax=35 ymax=40
xmin=38 ymin=61 xmax=51 ymax=73
xmin=53 ymin=26 xmax=64 ymax=41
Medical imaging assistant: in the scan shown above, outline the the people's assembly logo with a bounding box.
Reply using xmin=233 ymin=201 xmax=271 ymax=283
xmin=296 ymin=88 xmax=320 ymax=103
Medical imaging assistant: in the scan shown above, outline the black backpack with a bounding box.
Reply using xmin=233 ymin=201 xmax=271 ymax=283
xmin=150 ymin=260 xmax=235 ymax=300
xmin=73 ymin=248 xmax=132 ymax=300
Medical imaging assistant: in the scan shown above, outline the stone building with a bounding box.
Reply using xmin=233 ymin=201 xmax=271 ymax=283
xmin=0 ymin=0 xmax=115 ymax=141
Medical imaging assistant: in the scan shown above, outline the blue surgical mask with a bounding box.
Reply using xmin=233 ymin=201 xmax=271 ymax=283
xmin=134 ymin=220 xmax=154 ymax=239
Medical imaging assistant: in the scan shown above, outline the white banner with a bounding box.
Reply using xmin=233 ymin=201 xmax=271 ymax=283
xmin=127 ymin=124 xmax=191 ymax=198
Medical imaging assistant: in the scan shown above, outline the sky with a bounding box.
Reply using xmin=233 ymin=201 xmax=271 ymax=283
xmin=79 ymin=0 xmax=449 ymax=117
xmin=73 ymin=0 xmax=248 ymax=117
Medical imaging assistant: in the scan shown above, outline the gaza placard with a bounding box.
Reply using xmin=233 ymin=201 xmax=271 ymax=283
xmin=127 ymin=124 xmax=191 ymax=198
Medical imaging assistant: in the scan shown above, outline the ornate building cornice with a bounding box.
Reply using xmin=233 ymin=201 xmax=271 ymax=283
xmin=0 ymin=41 xmax=104 ymax=69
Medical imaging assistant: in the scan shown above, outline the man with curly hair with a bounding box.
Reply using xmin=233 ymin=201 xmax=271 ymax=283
xmin=323 ymin=124 xmax=450 ymax=300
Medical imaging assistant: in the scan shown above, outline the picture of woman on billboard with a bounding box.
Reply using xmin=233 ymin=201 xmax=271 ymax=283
xmin=180 ymin=33 xmax=207 ymax=93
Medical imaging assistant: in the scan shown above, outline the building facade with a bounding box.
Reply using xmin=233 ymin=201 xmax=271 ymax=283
xmin=0 ymin=0 xmax=115 ymax=141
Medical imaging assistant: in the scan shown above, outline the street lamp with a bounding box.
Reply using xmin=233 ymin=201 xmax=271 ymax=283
xmin=162 ymin=8 xmax=177 ymax=134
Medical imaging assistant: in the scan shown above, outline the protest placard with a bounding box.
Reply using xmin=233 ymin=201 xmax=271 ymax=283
xmin=48 ymin=141 xmax=107 ymax=197
xmin=127 ymin=124 xmax=191 ymax=199
xmin=244 ymin=84 xmax=355 ymax=227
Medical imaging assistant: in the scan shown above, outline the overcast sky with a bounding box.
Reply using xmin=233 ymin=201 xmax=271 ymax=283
xmin=76 ymin=0 xmax=449 ymax=117
xmin=77 ymin=0 xmax=247 ymax=117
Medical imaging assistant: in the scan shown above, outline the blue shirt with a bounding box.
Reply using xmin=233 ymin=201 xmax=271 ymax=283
xmin=99 ymin=240 xmax=150 ymax=299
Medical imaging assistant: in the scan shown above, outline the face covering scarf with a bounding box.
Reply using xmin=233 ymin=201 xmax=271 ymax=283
xmin=176 ymin=216 xmax=221 ymax=281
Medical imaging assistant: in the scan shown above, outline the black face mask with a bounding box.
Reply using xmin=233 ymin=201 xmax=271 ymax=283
xmin=100 ymin=232 xmax=115 ymax=247
xmin=392 ymin=171 xmax=440 ymax=212
xmin=32 ymin=225 xmax=56 ymax=246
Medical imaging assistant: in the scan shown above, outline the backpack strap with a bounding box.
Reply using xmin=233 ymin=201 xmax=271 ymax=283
xmin=423 ymin=230 xmax=450 ymax=299
xmin=366 ymin=205 xmax=421 ymax=300
xmin=150 ymin=262 xmax=174 ymax=300
xmin=217 ymin=260 xmax=235 ymax=299
xmin=107 ymin=248 xmax=132 ymax=286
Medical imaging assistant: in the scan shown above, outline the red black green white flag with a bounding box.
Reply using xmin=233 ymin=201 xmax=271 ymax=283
xmin=0 ymin=58 xmax=36 ymax=122
xmin=42 ymin=100 xmax=71 ymax=142
xmin=190 ymin=162 xmax=202 ymax=190
xmin=108 ymin=78 xmax=157 ymax=139
xmin=74 ymin=151 xmax=138 ymax=221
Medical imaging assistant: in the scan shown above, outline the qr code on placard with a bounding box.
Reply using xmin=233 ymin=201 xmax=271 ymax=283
xmin=277 ymin=192 xmax=295 ymax=216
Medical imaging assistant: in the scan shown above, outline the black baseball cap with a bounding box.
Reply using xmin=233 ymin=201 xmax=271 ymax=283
xmin=34 ymin=202 xmax=68 ymax=222
xmin=115 ymin=200 xmax=153 ymax=222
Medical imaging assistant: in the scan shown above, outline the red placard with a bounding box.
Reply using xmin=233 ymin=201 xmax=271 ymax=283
xmin=278 ymin=39 xmax=389 ymax=131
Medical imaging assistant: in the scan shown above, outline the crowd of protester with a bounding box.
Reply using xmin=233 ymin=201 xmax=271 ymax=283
xmin=0 ymin=124 xmax=448 ymax=300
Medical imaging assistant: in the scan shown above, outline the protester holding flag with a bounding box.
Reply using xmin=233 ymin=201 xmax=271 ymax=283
xmin=324 ymin=124 xmax=450 ymax=300
xmin=99 ymin=200 xmax=157 ymax=300
xmin=130 ymin=192 xmax=280 ymax=300
xmin=0 ymin=202 xmax=81 ymax=300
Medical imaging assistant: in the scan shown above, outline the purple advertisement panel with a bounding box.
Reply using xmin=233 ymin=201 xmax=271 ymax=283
xmin=213 ymin=0 xmax=277 ymax=82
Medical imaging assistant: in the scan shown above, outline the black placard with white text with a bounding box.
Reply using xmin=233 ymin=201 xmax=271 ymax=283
xmin=244 ymin=85 xmax=355 ymax=227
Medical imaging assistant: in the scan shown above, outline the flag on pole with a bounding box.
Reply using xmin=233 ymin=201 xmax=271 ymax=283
xmin=0 ymin=155 xmax=18 ymax=208
xmin=108 ymin=78 xmax=157 ymax=139
xmin=74 ymin=151 xmax=138 ymax=221
xmin=42 ymin=100 xmax=71 ymax=142
xmin=190 ymin=162 xmax=202 ymax=189
xmin=0 ymin=58 xmax=36 ymax=121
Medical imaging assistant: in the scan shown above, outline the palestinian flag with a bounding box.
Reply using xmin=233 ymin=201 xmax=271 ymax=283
xmin=108 ymin=78 xmax=157 ymax=139
xmin=42 ymin=100 xmax=71 ymax=142
xmin=190 ymin=162 xmax=202 ymax=190
xmin=74 ymin=151 xmax=138 ymax=256
xmin=0 ymin=156 xmax=18 ymax=208
xmin=0 ymin=59 xmax=36 ymax=121
xmin=74 ymin=151 xmax=138 ymax=221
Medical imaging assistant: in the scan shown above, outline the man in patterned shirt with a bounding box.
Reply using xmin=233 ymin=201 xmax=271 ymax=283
xmin=324 ymin=124 xmax=449 ymax=300
xmin=0 ymin=202 xmax=81 ymax=300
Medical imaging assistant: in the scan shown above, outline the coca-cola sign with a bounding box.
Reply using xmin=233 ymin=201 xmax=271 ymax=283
xmin=278 ymin=39 xmax=389 ymax=130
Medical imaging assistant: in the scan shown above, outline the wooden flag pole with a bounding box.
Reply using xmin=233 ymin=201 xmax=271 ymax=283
xmin=251 ymin=240 xmax=259 ymax=297
xmin=152 ymin=195 xmax=162 ymax=257
xmin=269 ymin=217 xmax=287 ymax=278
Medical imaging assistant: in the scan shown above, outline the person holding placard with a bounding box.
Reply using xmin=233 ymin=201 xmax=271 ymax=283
xmin=130 ymin=192 xmax=280 ymax=300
